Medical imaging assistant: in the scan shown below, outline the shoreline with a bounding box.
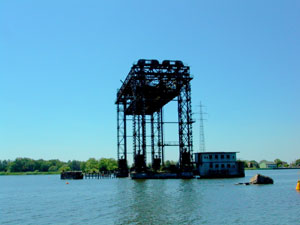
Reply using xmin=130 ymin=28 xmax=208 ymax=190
xmin=0 ymin=172 xmax=60 ymax=176
xmin=245 ymin=167 xmax=300 ymax=170
xmin=1 ymin=168 xmax=299 ymax=176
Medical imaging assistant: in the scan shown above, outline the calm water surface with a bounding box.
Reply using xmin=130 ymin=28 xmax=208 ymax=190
xmin=1 ymin=169 xmax=300 ymax=225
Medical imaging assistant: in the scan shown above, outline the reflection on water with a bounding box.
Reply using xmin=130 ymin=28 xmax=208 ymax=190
xmin=1 ymin=169 xmax=300 ymax=225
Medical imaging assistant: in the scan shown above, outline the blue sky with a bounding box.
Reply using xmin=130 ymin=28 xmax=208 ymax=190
xmin=0 ymin=0 xmax=299 ymax=163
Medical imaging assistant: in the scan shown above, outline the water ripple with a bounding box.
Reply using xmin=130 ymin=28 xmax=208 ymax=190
xmin=1 ymin=170 xmax=300 ymax=224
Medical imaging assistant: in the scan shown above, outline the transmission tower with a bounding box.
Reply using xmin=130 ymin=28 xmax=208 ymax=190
xmin=199 ymin=102 xmax=206 ymax=152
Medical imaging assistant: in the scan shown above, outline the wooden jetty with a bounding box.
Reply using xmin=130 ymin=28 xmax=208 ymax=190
xmin=130 ymin=171 xmax=194 ymax=179
xmin=84 ymin=172 xmax=116 ymax=179
xmin=61 ymin=171 xmax=116 ymax=180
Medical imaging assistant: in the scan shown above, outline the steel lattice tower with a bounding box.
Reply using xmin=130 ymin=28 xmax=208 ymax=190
xmin=115 ymin=59 xmax=193 ymax=177
xmin=199 ymin=102 xmax=206 ymax=152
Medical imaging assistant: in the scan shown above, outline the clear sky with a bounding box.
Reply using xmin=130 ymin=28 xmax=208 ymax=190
xmin=1 ymin=0 xmax=299 ymax=163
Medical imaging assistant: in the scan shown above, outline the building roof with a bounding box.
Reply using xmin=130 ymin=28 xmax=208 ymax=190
xmin=194 ymin=152 xmax=239 ymax=154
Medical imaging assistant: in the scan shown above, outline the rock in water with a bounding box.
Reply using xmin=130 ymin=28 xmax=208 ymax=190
xmin=250 ymin=174 xmax=274 ymax=184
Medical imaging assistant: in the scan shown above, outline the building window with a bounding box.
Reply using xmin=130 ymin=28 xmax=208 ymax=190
xmin=221 ymin=155 xmax=224 ymax=159
xmin=232 ymin=155 xmax=235 ymax=159
xmin=221 ymin=164 xmax=225 ymax=168
xmin=210 ymin=163 xmax=213 ymax=168
xmin=215 ymin=155 xmax=218 ymax=159
xmin=227 ymin=164 xmax=231 ymax=168
xmin=209 ymin=155 xmax=212 ymax=159
xmin=232 ymin=165 xmax=235 ymax=168
xmin=227 ymin=155 xmax=230 ymax=159
xmin=215 ymin=164 xmax=219 ymax=168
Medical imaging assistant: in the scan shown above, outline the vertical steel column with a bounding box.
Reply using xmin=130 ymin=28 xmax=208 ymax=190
xmin=141 ymin=98 xmax=146 ymax=164
xmin=123 ymin=101 xmax=127 ymax=161
xmin=131 ymin=78 xmax=138 ymax=168
xmin=117 ymin=101 xmax=128 ymax=177
xmin=178 ymin=93 xmax=184 ymax=167
xmin=117 ymin=103 xmax=120 ymax=160
xmin=160 ymin=108 xmax=165 ymax=166
xmin=177 ymin=81 xmax=193 ymax=169
xmin=137 ymin=115 xmax=141 ymax=154
xmin=117 ymin=102 xmax=125 ymax=160
xmin=152 ymin=110 xmax=163 ymax=170
xmin=186 ymin=83 xmax=193 ymax=157
xmin=151 ymin=114 xmax=155 ymax=163
xmin=133 ymin=114 xmax=136 ymax=159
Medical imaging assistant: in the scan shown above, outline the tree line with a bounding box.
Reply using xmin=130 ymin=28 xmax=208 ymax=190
xmin=0 ymin=158 xmax=179 ymax=173
xmin=1 ymin=157 xmax=299 ymax=173
xmin=0 ymin=158 xmax=117 ymax=173
xmin=242 ymin=158 xmax=300 ymax=168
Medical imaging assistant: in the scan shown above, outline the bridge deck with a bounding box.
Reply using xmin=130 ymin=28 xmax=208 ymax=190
xmin=116 ymin=59 xmax=192 ymax=115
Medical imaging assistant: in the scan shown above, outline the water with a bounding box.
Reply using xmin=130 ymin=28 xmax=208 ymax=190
xmin=1 ymin=169 xmax=300 ymax=225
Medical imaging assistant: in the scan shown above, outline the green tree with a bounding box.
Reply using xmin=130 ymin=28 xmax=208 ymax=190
xmin=242 ymin=160 xmax=249 ymax=168
xmin=164 ymin=160 xmax=177 ymax=168
xmin=86 ymin=158 xmax=99 ymax=172
xmin=34 ymin=159 xmax=43 ymax=171
xmin=1 ymin=157 xmax=121 ymax=173
xmin=40 ymin=160 xmax=51 ymax=172
xmin=163 ymin=160 xmax=178 ymax=172
xmin=68 ymin=160 xmax=81 ymax=171
xmin=23 ymin=158 xmax=35 ymax=171
xmin=236 ymin=160 xmax=248 ymax=168
xmin=59 ymin=165 xmax=71 ymax=172
xmin=0 ymin=160 xmax=10 ymax=172
xmin=49 ymin=159 xmax=64 ymax=169
xmin=80 ymin=161 xmax=87 ymax=172
xmin=48 ymin=165 xmax=58 ymax=172
xmin=106 ymin=158 xmax=117 ymax=171
xmin=8 ymin=158 xmax=37 ymax=172
xmin=295 ymin=159 xmax=300 ymax=166
xmin=98 ymin=158 xmax=117 ymax=172
xmin=249 ymin=160 xmax=259 ymax=168
xmin=274 ymin=159 xmax=283 ymax=167
xmin=9 ymin=158 xmax=25 ymax=172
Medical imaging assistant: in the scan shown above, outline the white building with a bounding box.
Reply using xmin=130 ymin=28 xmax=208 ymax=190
xmin=194 ymin=152 xmax=244 ymax=178
xmin=259 ymin=161 xmax=277 ymax=169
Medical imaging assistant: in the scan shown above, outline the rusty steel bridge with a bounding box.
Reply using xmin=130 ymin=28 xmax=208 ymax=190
xmin=115 ymin=59 xmax=194 ymax=177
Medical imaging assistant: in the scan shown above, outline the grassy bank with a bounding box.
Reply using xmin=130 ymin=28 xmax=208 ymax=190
xmin=245 ymin=168 xmax=281 ymax=170
xmin=244 ymin=168 xmax=275 ymax=170
xmin=0 ymin=171 xmax=60 ymax=176
xmin=245 ymin=167 xmax=299 ymax=170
